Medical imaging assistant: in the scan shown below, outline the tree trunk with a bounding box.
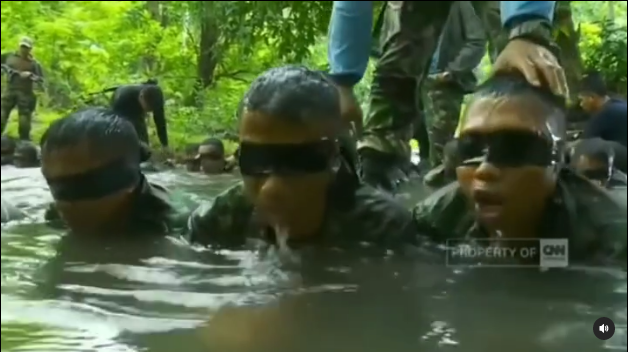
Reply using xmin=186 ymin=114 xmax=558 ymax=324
xmin=189 ymin=2 xmax=220 ymax=106
xmin=554 ymin=1 xmax=583 ymax=105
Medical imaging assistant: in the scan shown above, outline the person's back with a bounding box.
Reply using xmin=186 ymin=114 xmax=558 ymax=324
xmin=110 ymin=84 xmax=144 ymax=118
xmin=579 ymin=72 xmax=627 ymax=147
xmin=586 ymin=99 xmax=627 ymax=147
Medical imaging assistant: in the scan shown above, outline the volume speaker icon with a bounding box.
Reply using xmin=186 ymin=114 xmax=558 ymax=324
xmin=593 ymin=317 xmax=615 ymax=340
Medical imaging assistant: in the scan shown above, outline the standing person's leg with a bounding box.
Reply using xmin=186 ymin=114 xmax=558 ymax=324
xmin=413 ymin=98 xmax=430 ymax=168
xmin=1 ymin=90 xmax=18 ymax=134
xmin=16 ymin=90 xmax=37 ymax=141
xmin=359 ymin=1 xmax=454 ymax=190
xmin=473 ymin=1 xmax=504 ymax=63
xmin=422 ymin=77 xmax=464 ymax=167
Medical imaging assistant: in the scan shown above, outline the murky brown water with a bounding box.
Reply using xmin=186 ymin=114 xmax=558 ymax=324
xmin=1 ymin=165 xmax=626 ymax=351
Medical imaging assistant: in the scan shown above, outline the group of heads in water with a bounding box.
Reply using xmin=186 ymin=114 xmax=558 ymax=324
xmin=1 ymin=135 xmax=39 ymax=168
xmin=183 ymin=138 xmax=235 ymax=175
xmin=10 ymin=65 xmax=623 ymax=239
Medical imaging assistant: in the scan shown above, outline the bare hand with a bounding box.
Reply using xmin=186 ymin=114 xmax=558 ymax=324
xmin=493 ymin=39 xmax=568 ymax=98
xmin=19 ymin=71 xmax=32 ymax=79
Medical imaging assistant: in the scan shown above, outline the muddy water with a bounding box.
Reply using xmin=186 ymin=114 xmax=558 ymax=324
xmin=1 ymin=166 xmax=626 ymax=352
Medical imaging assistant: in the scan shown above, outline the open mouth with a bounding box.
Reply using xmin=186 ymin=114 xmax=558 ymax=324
xmin=472 ymin=188 xmax=504 ymax=224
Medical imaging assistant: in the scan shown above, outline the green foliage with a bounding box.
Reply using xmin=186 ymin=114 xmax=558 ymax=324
xmin=1 ymin=1 xmax=333 ymax=149
xmin=580 ymin=20 xmax=627 ymax=95
xmin=1 ymin=1 xmax=626 ymax=151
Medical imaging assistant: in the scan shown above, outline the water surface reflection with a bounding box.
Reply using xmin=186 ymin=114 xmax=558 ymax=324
xmin=1 ymin=166 xmax=626 ymax=351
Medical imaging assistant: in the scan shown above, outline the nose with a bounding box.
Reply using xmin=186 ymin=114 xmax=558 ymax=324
xmin=473 ymin=161 xmax=501 ymax=183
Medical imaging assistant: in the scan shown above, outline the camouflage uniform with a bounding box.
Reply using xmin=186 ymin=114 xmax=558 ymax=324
xmin=412 ymin=170 xmax=627 ymax=266
xmin=423 ymin=2 xmax=486 ymax=167
xmin=360 ymin=1 xmax=452 ymax=161
xmin=186 ymin=179 xmax=416 ymax=249
xmin=45 ymin=178 xmax=195 ymax=234
xmin=1 ymin=43 xmax=44 ymax=141
xmin=421 ymin=77 xmax=465 ymax=167
xmin=472 ymin=1 xmax=505 ymax=62
xmin=360 ymin=1 xmax=501 ymax=164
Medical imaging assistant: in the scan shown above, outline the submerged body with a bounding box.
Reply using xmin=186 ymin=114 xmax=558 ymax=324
xmin=413 ymin=174 xmax=626 ymax=266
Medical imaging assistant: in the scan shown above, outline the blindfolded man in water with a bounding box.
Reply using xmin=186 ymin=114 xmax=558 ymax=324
xmin=413 ymin=73 xmax=626 ymax=267
xmin=40 ymin=108 xmax=192 ymax=236
xmin=187 ymin=66 xmax=416 ymax=249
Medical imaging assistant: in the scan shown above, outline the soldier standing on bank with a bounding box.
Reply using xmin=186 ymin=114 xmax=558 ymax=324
xmin=1 ymin=37 xmax=44 ymax=141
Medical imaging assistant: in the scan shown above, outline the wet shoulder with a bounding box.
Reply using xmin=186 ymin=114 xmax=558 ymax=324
xmin=140 ymin=181 xmax=199 ymax=232
xmin=326 ymin=184 xmax=415 ymax=247
xmin=187 ymin=182 xmax=254 ymax=247
xmin=412 ymin=182 xmax=472 ymax=241
xmin=565 ymin=176 xmax=627 ymax=265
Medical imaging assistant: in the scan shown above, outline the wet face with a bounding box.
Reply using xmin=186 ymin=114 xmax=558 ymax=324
xmin=574 ymin=155 xmax=608 ymax=186
xmin=198 ymin=144 xmax=226 ymax=175
xmin=41 ymin=142 xmax=137 ymax=234
xmin=457 ymin=96 xmax=557 ymax=236
xmin=239 ymin=111 xmax=336 ymax=238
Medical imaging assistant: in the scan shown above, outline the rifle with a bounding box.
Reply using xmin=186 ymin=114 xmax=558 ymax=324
xmin=1 ymin=64 xmax=43 ymax=83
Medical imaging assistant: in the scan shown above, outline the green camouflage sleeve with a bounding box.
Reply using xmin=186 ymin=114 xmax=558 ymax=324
xmin=186 ymin=182 xmax=255 ymax=247
xmin=412 ymin=182 xmax=471 ymax=242
xmin=1 ymin=53 xmax=8 ymax=64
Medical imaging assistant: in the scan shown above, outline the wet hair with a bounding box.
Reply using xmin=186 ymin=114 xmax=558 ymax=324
xmin=1 ymin=135 xmax=16 ymax=151
xmin=572 ymin=138 xmax=627 ymax=173
xmin=474 ymin=73 xmax=567 ymax=139
xmin=14 ymin=141 xmax=38 ymax=161
xmin=579 ymin=71 xmax=607 ymax=97
xmin=200 ymin=138 xmax=224 ymax=155
xmin=240 ymin=65 xmax=341 ymax=125
xmin=41 ymin=107 xmax=141 ymax=163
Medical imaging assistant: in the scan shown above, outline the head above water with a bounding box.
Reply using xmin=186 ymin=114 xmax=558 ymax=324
xmin=1 ymin=135 xmax=17 ymax=165
xmin=184 ymin=143 xmax=201 ymax=172
xmin=197 ymin=138 xmax=226 ymax=175
xmin=18 ymin=36 xmax=33 ymax=56
xmin=458 ymin=72 xmax=566 ymax=237
xmin=13 ymin=141 xmax=39 ymax=168
xmin=40 ymin=108 xmax=143 ymax=235
xmin=238 ymin=65 xmax=342 ymax=239
xmin=578 ymin=71 xmax=609 ymax=113
xmin=572 ymin=138 xmax=627 ymax=185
